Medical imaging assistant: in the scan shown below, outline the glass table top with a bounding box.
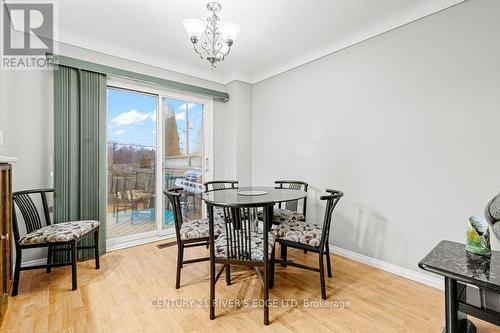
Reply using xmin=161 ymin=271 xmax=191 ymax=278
xmin=202 ymin=186 xmax=306 ymax=207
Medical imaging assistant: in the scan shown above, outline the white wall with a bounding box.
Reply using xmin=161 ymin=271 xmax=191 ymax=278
xmin=0 ymin=66 xmax=54 ymax=262
xmin=220 ymin=81 xmax=253 ymax=185
xmin=211 ymin=80 xmax=253 ymax=185
xmin=252 ymin=0 xmax=500 ymax=276
xmin=0 ymin=69 xmax=53 ymax=191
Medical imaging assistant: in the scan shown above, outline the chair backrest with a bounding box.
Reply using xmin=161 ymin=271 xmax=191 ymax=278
xmin=275 ymin=180 xmax=308 ymax=215
xmin=111 ymin=176 xmax=133 ymax=201
xmin=207 ymin=202 xmax=274 ymax=262
xmin=164 ymin=188 xmax=185 ymax=242
xmin=136 ymin=170 xmax=155 ymax=193
xmin=204 ymin=180 xmax=239 ymax=193
xmin=12 ymin=189 xmax=54 ymax=245
xmin=319 ymin=189 xmax=343 ymax=248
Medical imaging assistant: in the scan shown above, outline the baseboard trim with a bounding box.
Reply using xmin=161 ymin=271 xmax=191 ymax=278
xmin=107 ymin=233 xmax=175 ymax=252
xmin=330 ymin=244 xmax=443 ymax=290
xmin=20 ymin=258 xmax=47 ymax=267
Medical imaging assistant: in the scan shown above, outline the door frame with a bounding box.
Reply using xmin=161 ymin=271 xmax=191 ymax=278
xmin=105 ymin=77 xmax=214 ymax=250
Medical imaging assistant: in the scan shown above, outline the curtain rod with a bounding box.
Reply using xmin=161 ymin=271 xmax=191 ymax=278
xmin=47 ymin=54 xmax=229 ymax=102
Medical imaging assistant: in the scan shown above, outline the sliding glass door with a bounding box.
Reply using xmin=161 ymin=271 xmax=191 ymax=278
xmin=106 ymin=80 xmax=213 ymax=249
xmin=107 ymin=88 xmax=158 ymax=240
xmin=162 ymin=98 xmax=205 ymax=230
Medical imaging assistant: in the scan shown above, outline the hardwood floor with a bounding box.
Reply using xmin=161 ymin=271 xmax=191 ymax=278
xmin=2 ymin=241 xmax=499 ymax=332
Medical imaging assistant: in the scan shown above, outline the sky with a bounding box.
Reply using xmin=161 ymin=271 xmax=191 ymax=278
xmin=107 ymin=88 xmax=204 ymax=153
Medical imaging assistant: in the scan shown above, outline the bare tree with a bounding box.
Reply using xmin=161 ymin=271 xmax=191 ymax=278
xmin=164 ymin=104 xmax=182 ymax=157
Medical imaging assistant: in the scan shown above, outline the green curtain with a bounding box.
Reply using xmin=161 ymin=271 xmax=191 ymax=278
xmin=53 ymin=65 xmax=107 ymax=259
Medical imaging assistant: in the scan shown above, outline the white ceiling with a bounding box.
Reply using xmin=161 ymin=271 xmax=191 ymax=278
xmin=21 ymin=0 xmax=465 ymax=84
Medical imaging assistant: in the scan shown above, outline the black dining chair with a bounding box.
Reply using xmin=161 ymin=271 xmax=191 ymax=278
xmin=11 ymin=188 xmax=100 ymax=296
xmin=204 ymin=180 xmax=238 ymax=222
xmin=203 ymin=181 xmax=238 ymax=284
xmin=258 ymin=180 xmax=308 ymax=257
xmin=206 ymin=201 xmax=276 ymax=325
xmin=273 ymin=180 xmax=308 ymax=222
xmin=258 ymin=180 xmax=308 ymax=225
xmin=272 ymin=189 xmax=343 ymax=299
xmin=164 ymin=188 xmax=227 ymax=289
xmin=203 ymin=180 xmax=239 ymax=192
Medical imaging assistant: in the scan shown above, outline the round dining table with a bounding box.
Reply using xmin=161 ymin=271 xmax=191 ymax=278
xmin=203 ymin=186 xmax=307 ymax=232
xmin=202 ymin=186 xmax=306 ymax=207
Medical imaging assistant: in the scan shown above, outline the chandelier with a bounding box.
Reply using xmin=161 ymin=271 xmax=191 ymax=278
xmin=182 ymin=2 xmax=240 ymax=69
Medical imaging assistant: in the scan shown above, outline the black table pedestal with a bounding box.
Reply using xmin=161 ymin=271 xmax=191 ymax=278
xmin=441 ymin=319 xmax=476 ymax=333
xmin=443 ymin=277 xmax=477 ymax=333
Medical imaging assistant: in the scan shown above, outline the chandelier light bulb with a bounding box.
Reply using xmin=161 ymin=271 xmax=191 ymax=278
xmin=182 ymin=19 xmax=205 ymax=42
xmin=219 ymin=22 xmax=240 ymax=45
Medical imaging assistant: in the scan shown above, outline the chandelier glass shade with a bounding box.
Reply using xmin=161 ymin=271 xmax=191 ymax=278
xmin=182 ymin=2 xmax=240 ymax=68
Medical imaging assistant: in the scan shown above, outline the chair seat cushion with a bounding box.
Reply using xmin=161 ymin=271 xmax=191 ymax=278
xmin=257 ymin=208 xmax=306 ymax=224
xmin=214 ymin=231 xmax=276 ymax=261
xmin=213 ymin=206 xmax=226 ymax=220
xmin=273 ymin=220 xmax=323 ymax=248
xmin=19 ymin=220 xmax=100 ymax=245
xmin=213 ymin=206 xmax=251 ymax=220
xmin=179 ymin=218 xmax=224 ymax=241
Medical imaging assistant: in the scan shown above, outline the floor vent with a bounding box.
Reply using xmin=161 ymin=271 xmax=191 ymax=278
xmin=156 ymin=241 xmax=177 ymax=249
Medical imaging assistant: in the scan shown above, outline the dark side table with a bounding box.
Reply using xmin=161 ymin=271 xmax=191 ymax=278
xmin=419 ymin=240 xmax=500 ymax=333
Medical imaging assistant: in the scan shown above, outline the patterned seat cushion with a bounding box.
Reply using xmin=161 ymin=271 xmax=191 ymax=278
xmin=179 ymin=218 xmax=225 ymax=241
xmin=213 ymin=206 xmax=226 ymax=220
xmin=214 ymin=231 xmax=276 ymax=261
xmin=257 ymin=208 xmax=305 ymax=224
xmin=273 ymin=220 xmax=323 ymax=248
xmin=213 ymin=206 xmax=250 ymax=220
xmin=19 ymin=220 xmax=100 ymax=245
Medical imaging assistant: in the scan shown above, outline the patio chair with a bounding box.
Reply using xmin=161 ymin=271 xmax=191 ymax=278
xmin=111 ymin=176 xmax=137 ymax=223
xmin=135 ymin=169 xmax=155 ymax=210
